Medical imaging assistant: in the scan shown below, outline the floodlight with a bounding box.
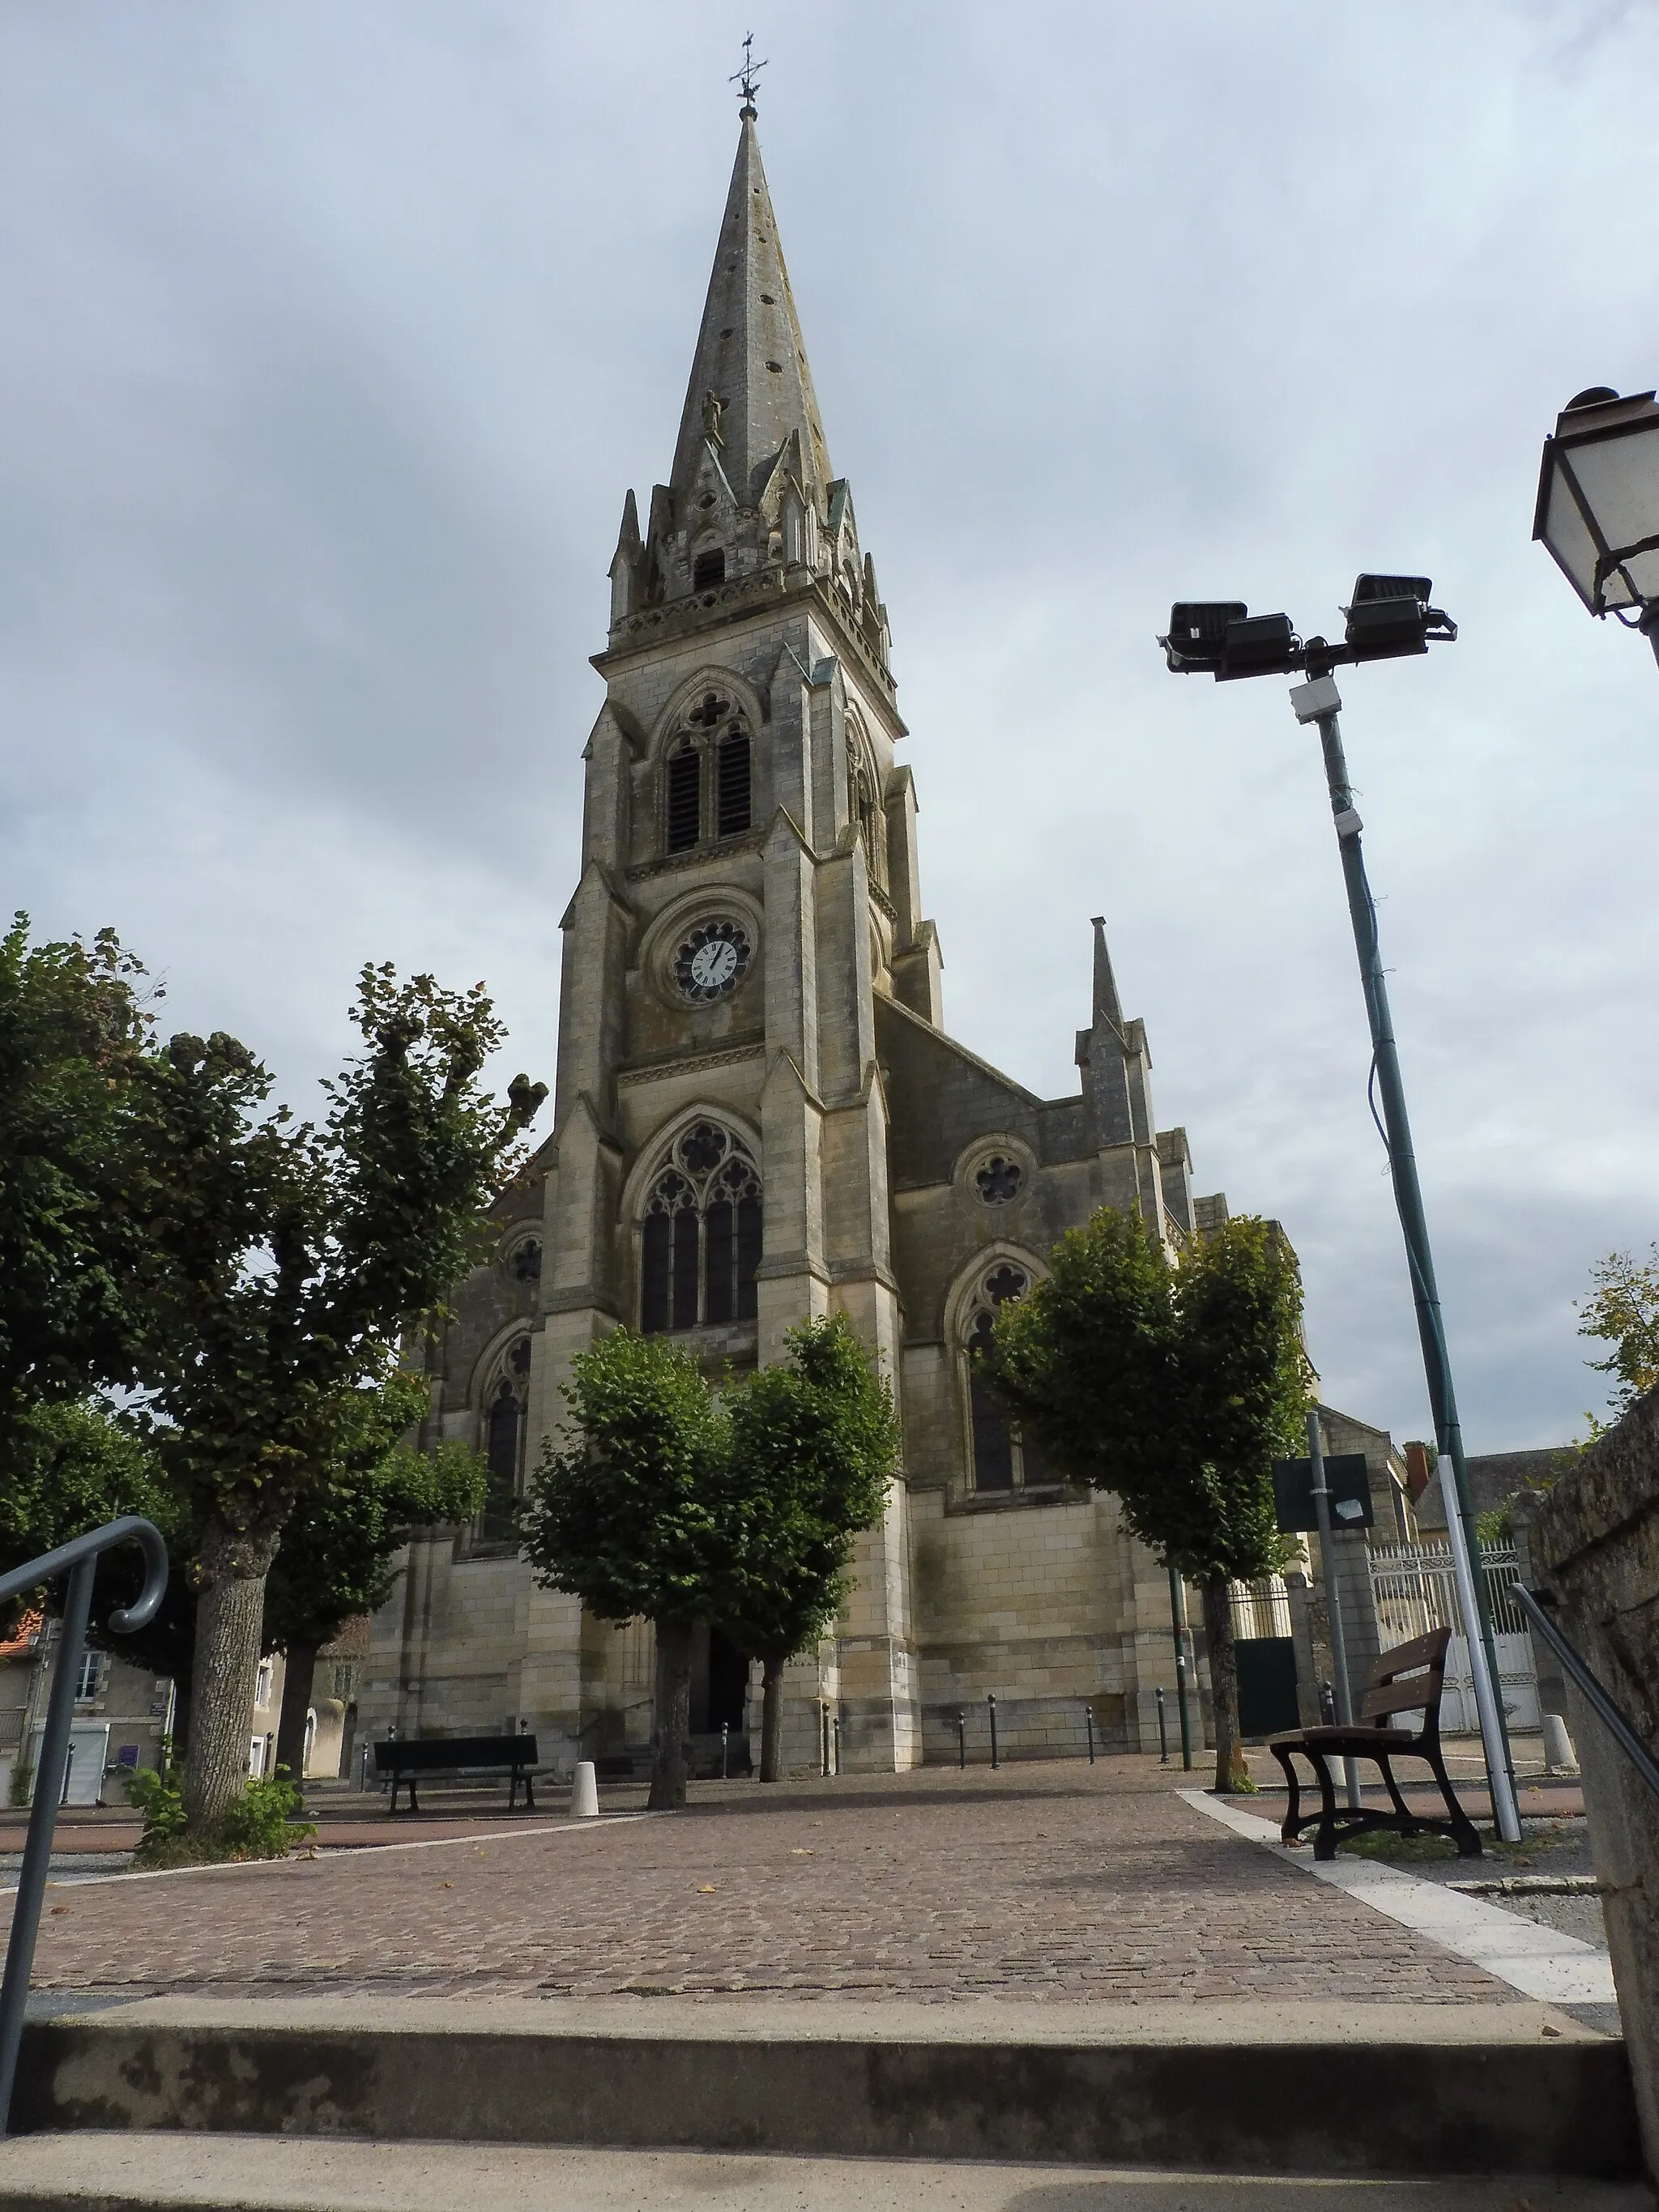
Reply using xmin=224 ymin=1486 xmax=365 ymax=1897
xmin=1162 ymin=602 xmax=1246 ymax=674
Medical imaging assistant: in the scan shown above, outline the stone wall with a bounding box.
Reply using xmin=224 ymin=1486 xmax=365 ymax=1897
xmin=1529 ymin=1385 xmax=1659 ymax=2171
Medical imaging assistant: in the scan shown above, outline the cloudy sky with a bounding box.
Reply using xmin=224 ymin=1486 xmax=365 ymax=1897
xmin=3 ymin=3 xmax=1656 ymax=1451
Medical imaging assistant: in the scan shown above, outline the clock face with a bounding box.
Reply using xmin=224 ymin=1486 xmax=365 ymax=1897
xmin=674 ymin=918 xmax=752 ymax=1003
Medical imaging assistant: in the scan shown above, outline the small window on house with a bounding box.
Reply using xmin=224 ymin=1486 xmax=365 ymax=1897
xmin=693 ymin=548 xmax=726 ymax=590
xmin=75 ymin=1650 xmax=103 ymax=1700
xmin=666 ymin=744 xmax=702 ymax=852
xmin=254 ymin=1659 xmax=275 ymax=1711
xmin=716 ymin=730 xmax=751 ymax=836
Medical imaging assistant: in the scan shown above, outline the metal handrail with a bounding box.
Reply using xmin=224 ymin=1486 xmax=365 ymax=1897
xmin=0 ymin=1517 xmax=168 ymax=2133
xmin=1516 ymin=1584 xmax=1659 ymax=1804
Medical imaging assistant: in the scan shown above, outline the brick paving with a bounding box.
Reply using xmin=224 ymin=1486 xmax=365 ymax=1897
xmin=2 ymin=1757 xmax=1523 ymax=2007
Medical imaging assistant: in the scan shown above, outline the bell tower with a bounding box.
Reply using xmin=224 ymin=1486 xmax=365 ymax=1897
xmin=529 ymin=104 xmax=937 ymax=1770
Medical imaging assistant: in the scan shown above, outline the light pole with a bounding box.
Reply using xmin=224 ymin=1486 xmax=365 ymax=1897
xmin=1533 ymin=386 xmax=1659 ymax=667
xmin=1159 ymin=577 xmax=1523 ymax=1845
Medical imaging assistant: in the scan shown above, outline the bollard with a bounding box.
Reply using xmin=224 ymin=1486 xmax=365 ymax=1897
xmin=956 ymin=1708 xmax=966 ymax=1769
xmin=1157 ymin=1686 xmax=1168 ymax=1765
xmin=1320 ymin=1680 xmax=1337 ymax=1727
xmin=832 ymin=1714 xmax=841 ymax=1775
xmin=720 ymin=1720 xmax=729 ymax=1779
xmin=1085 ymin=1703 xmax=1096 ymax=1764
xmin=570 ymin=1761 xmax=599 ymax=1818
xmin=987 ymin=1691 xmax=999 ymax=1771
xmin=1541 ymin=1711 xmax=1578 ymax=1776
xmin=1175 ymin=1649 xmax=1193 ymax=1771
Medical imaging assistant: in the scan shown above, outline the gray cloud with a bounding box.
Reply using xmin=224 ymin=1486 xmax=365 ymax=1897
xmin=2 ymin=1 xmax=1656 ymax=1449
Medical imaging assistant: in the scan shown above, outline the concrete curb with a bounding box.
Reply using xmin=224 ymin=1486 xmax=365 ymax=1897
xmin=10 ymin=2001 xmax=1641 ymax=2179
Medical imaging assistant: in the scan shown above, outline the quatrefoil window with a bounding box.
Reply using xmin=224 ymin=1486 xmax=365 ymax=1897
xmin=975 ymin=1156 xmax=1023 ymax=1205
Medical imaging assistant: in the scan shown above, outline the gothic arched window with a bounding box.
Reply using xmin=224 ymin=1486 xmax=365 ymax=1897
xmin=963 ymin=1265 xmax=1053 ymax=1496
xmin=480 ymin=1335 xmax=531 ymax=1545
xmin=847 ymin=735 xmax=886 ymax=893
xmin=663 ymin=693 xmax=752 ymax=859
xmin=640 ymin=1121 xmax=761 ymax=1333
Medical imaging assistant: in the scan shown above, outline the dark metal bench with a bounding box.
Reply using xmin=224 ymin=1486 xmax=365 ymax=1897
xmin=371 ymin=1733 xmax=539 ymax=1816
xmin=1269 ymin=1626 xmax=1482 ymax=1861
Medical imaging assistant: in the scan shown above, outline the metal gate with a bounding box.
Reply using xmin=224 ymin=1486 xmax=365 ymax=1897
xmin=1368 ymin=1543 xmax=1538 ymax=1733
xmin=1230 ymin=1576 xmax=1300 ymax=1739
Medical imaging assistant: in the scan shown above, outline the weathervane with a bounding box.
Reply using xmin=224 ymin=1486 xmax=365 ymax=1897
xmin=730 ymin=31 xmax=767 ymax=117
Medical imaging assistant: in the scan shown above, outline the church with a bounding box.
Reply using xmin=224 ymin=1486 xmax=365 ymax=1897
xmin=360 ymin=107 xmax=1249 ymax=1775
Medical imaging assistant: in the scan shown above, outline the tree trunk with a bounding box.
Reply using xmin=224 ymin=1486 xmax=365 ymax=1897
xmin=648 ymin=1617 xmax=694 ymax=1811
xmin=181 ymin=1514 xmax=282 ymax=1833
xmin=274 ymin=1639 xmax=318 ymax=1793
xmin=1201 ymin=1575 xmax=1250 ymax=1793
xmin=759 ymin=1653 xmax=784 ymax=1782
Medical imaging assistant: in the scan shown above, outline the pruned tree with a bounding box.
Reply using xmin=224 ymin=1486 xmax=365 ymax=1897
xmin=137 ymin=967 xmax=542 ymax=1835
xmin=989 ymin=1208 xmax=1307 ymax=1791
xmin=519 ymin=1329 xmax=730 ymax=1809
xmin=719 ymin=1315 xmax=898 ymax=1780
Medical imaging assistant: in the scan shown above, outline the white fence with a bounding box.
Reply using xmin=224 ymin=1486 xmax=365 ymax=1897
xmin=1229 ymin=1575 xmax=1292 ymax=1640
xmin=1368 ymin=1543 xmax=1538 ymax=1733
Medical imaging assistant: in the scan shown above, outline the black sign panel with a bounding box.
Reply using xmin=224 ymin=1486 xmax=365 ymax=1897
xmin=1271 ymin=1453 xmax=1374 ymax=1534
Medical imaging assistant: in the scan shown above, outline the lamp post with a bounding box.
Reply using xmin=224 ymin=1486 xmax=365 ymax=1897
xmin=1533 ymin=387 xmax=1659 ymax=667
xmin=1158 ymin=578 xmax=1523 ymax=1845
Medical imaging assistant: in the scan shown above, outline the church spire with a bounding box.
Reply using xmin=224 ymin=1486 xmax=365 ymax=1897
xmin=667 ymin=115 xmax=834 ymax=505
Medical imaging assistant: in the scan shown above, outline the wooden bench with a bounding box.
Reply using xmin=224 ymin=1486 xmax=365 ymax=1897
xmin=371 ymin=1733 xmax=539 ymax=1816
xmin=1269 ymin=1626 xmax=1482 ymax=1861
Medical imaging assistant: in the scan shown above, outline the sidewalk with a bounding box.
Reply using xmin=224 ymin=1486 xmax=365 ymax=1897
xmin=2 ymin=1756 xmax=1559 ymax=2008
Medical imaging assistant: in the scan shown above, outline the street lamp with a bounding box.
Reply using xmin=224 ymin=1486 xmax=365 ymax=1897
xmin=1158 ymin=579 xmax=1524 ymax=1846
xmin=1533 ymin=386 xmax=1659 ymax=666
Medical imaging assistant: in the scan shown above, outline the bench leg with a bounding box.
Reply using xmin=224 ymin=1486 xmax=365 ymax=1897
xmin=1306 ymin=1748 xmax=1342 ymax=1860
xmin=524 ymin=1773 xmax=536 ymax=1813
xmin=1270 ymin=1744 xmax=1303 ymax=1844
xmin=1375 ymin=1752 xmax=1420 ymax=1835
xmin=407 ymin=1778 xmax=420 ymax=1818
xmin=1423 ymin=1744 xmax=1483 ymax=1858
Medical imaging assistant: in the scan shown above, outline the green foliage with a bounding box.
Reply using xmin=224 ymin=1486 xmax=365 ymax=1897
xmin=719 ymin=1315 xmax=900 ymax=1664
xmin=989 ymin=1209 xmax=1310 ymax=1583
xmin=263 ymin=1401 xmax=488 ymax=1656
xmin=519 ymin=1331 xmax=730 ymax=1627
xmin=218 ymin=1769 xmax=316 ymax=1859
xmin=1577 ymin=1245 xmax=1659 ymax=1426
xmin=0 ymin=914 xmax=157 ymax=1429
xmin=125 ymin=1756 xmax=314 ymax=1867
xmin=7 ymin=1760 xmax=33 ymax=1809
xmin=1474 ymin=1504 xmax=1512 ymax=1547
xmin=122 ymin=1751 xmax=187 ymax=1856
xmin=0 ymin=1398 xmax=180 ymax=1634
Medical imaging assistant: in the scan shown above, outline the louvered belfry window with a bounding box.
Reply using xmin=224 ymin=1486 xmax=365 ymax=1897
xmin=666 ymin=744 xmax=702 ymax=852
xmin=716 ymin=730 xmax=751 ymax=837
xmin=640 ymin=1123 xmax=761 ymax=1332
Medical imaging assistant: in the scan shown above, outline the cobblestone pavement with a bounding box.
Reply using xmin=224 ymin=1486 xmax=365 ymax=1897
xmin=0 ymin=1757 xmax=1529 ymax=2007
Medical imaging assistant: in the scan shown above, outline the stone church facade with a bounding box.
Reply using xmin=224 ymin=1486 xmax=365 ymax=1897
xmin=360 ymin=113 xmax=1240 ymax=1775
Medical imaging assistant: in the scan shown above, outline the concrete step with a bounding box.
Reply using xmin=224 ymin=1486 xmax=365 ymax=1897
xmin=0 ymin=2134 xmax=1653 ymax=2212
xmin=9 ymin=1996 xmax=1642 ymax=2184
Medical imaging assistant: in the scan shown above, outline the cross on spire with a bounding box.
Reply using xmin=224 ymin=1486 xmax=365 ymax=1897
xmin=729 ymin=31 xmax=767 ymax=117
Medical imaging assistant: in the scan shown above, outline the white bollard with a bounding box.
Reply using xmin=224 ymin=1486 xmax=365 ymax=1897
xmin=1541 ymin=1712 xmax=1579 ymax=1776
xmin=570 ymin=1760 xmax=599 ymax=1818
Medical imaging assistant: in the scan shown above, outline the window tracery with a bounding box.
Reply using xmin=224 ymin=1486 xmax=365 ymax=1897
xmin=480 ymin=1335 xmax=532 ymax=1544
xmin=640 ymin=1120 xmax=762 ymax=1334
xmin=847 ymin=730 xmax=887 ymax=893
xmin=962 ymin=1264 xmax=1052 ymax=1496
xmin=661 ymin=692 xmax=753 ymax=856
